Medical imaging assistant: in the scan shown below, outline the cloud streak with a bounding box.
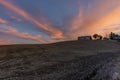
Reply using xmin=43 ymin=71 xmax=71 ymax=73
xmin=0 ymin=0 xmax=120 ymax=44
xmin=0 ymin=0 xmax=64 ymax=39
xmin=10 ymin=16 xmax=22 ymax=22
xmin=0 ymin=18 xmax=7 ymax=24
xmin=68 ymin=0 xmax=120 ymax=38
xmin=0 ymin=38 xmax=12 ymax=45
xmin=0 ymin=25 xmax=46 ymax=43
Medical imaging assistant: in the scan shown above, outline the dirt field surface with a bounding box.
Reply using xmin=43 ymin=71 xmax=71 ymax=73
xmin=0 ymin=40 xmax=120 ymax=80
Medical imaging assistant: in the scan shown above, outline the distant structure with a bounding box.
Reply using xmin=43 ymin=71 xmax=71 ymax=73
xmin=109 ymin=32 xmax=120 ymax=40
xmin=77 ymin=32 xmax=120 ymax=41
xmin=78 ymin=36 xmax=92 ymax=40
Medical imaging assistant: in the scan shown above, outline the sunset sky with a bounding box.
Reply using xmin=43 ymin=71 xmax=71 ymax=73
xmin=0 ymin=0 xmax=120 ymax=45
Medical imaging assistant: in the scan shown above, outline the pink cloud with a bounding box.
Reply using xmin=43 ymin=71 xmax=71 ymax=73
xmin=0 ymin=18 xmax=7 ymax=24
xmin=67 ymin=0 xmax=120 ymax=39
xmin=11 ymin=16 xmax=22 ymax=22
xmin=0 ymin=0 xmax=64 ymax=39
xmin=0 ymin=38 xmax=12 ymax=45
xmin=0 ymin=25 xmax=46 ymax=43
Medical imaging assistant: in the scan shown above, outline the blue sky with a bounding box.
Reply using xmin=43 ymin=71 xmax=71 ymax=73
xmin=0 ymin=0 xmax=120 ymax=45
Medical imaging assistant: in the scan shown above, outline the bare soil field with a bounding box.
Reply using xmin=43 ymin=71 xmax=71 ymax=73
xmin=0 ymin=40 xmax=120 ymax=80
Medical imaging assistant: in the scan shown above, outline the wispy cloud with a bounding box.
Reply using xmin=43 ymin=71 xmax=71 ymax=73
xmin=0 ymin=38 xmax=12 ymax=45
xmin=0 ymin=25 xmax=46 ymax=43
xmin=10 ymin=16 xmax=22 ymax=22
xmin=0 ymin=0 xmax=64 ymax=39
xmin=0 ymin=18 xmax=7 ymax=24
xmin=0 ymin=0 xmax=120 ymax=43
xmin=65 ymin=8 xmax=83 ymax=39
xmin=68 ymin=0 xmax=120 ymax=38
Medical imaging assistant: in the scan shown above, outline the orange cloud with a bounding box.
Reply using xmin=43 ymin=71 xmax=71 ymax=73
xmin=68 ymin=0 xmax=120 ymax=39
xmin=66 ymin=8 xmax=83 ymax=39
xmin=0 ymin=18 xmax=7 ymax=24
xmin=0 ymin=25 xmax=46 ymax=43
xmin=83 ymin=6 xmax=120 ymax=35
xmin=0 ymin=0 xmax=64 ymax=39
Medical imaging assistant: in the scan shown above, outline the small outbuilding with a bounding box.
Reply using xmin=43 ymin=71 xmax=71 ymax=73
xmin=78 ymin=36 xmax=92 ymax=40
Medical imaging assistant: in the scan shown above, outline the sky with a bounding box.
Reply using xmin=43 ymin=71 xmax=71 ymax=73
xmin=0 ymin=0 xmax=120 ymax=45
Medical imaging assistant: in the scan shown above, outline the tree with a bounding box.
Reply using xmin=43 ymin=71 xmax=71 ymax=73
xmin=93 ymin=34 xmax=99 ymax=40
xmin=109 ymin=32 xmax=115 ymax=40
xmin=93 ymin=34 xmax=103 ymax=40
xmin=98 ymin=35 xmax=103 ymax=40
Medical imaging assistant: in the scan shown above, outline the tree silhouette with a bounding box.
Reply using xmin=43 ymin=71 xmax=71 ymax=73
xmin=93 ymin=34 xmax=103 ymax=40
xmin=93 ymin=34 xmax=99 ymax=39
xmin=99 ymin=35 xmax=103 ymax=40
xmin=109 ymin=32 xmax=115 ymax=40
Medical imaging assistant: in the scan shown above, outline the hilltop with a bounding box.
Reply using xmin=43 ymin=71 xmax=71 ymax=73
xmin=0 ymin=40 xmax=120 ymax=80
xmin=0 ymin=40 xmax=119 ymax=60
